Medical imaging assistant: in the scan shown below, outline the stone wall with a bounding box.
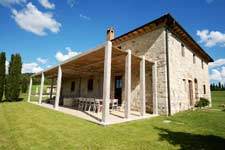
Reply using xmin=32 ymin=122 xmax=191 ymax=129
xmin=61 ymin=73 xmax=119 ymax=100
xmin=62 ymin=74 xmax=103 ymax=99
xmin=117 ymin=28 xmax=169 ymax=115
xmin=168 ymin=31 xmax=211 ymax=114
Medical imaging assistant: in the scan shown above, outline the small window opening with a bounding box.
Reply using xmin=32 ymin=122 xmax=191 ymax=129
xmin=71 ymin=81 xmax=75 ymax=92
xmin=203 ymin=85 xmax=206 ymax=94
xmin=193 ymin=54 xmax=196 ymax=64
xmin=181 ymin=43 xmax=185 ymax=57
xmin=88 ymin=79 xmax=93 ymax=91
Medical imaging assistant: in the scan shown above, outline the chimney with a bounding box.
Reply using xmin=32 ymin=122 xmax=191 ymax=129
xmin=106 ymin=27 xmax=115 ymax=41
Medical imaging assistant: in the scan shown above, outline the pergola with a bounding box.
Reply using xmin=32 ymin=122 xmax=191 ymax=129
xmin=28 ymin=41 xmax=158 ymax=125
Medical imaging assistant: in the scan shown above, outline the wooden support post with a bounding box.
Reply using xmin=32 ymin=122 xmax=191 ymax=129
xmin=152 ymin=62 xmax=158 ymax=114
xmin=140 ymin=56 xmax=146 ymax=116
xmin=102 ymin=41 xmax=112 ymax=124
xmin=125 ymin=49 xmax=131 ymax=118
xmin=55 ymin=65 xmax=62 ymax=110
xmin=39 ymin=72 xmax=44 ymax=104
xmin=27 ymin=77 xmax=32 ymax=102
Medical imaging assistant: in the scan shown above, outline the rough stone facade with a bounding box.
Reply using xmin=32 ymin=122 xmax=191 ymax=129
xmin=168 ymin=31 xmax=211 ymax=114
xmin=118 ymin=28 xmax=168 ymax=114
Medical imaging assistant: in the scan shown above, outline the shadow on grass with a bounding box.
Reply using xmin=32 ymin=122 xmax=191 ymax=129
xmin=0 ymin=98 xmax=24 ymax=103
xmin=155 ymin=127 xmax=225 ymax=150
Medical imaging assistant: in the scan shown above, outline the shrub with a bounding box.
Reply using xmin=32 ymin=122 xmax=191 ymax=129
xmin=195 ymin=97 xmax=210 ymax=108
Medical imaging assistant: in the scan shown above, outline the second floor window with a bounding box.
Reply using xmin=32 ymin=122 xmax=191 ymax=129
xmin=201 ymin=60 xmax=204 ymax=69
xmin=181 ymin=43 xmax=185 ymax=57
xmin=193 ymin=54 xmax=196 ymax=64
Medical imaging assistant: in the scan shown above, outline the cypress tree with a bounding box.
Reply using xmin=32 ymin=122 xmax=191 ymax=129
xmin=218 ymin=82 xmax=221 ymax=90
xmin=5 ymin=54 xmax=22 ymax=101
xmin=0 ymin=52 xmax=6 ymax=101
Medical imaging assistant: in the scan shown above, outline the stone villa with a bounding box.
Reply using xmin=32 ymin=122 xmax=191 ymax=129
xmin=28 ymin=14 xmax=213 ymax=125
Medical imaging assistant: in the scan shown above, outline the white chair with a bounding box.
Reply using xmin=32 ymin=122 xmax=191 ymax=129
xmin=78 ymin=98 xmax=84 ymax=110
xmin=95 ymin=99 xmax=103 ymax=114
xmin=83 ymin=98 xmax=89 ymax=111
xmin=87 ymin=98 xmax=95 ymax=111
xmin=111 ymin=99 xmax=118 ymax=111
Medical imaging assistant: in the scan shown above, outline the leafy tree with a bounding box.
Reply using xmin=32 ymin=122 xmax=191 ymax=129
xmin=21 ymin=73 xmax=34 ymax=93
xmin=5 ymin=54 xmax=22 ymax=101
xmin=0 ymin=52 xmax=6 ymax=101
xmin=21 ymin=75 xmax=29 ymax=93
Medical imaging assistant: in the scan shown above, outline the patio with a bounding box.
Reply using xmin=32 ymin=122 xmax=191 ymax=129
xmin=30 ymin=101 xmax=156 ymax=125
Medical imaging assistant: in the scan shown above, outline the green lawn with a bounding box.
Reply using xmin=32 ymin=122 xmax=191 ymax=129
xmin=211 ymin=91 xmax=225 ymax=109
xmin=0 ymin=92 xmax=225 ymax=150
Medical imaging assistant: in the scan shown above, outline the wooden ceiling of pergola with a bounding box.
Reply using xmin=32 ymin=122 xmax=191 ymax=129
xmin=35 ymin=46 xmax=142 ymax=79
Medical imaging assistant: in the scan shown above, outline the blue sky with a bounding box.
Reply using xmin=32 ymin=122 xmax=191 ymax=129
xmin=0 ymin=0 xmax=225 ymax=83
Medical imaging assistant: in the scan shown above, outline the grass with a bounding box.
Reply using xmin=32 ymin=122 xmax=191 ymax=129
xmin=211 ymin=91 xmax=225 ymax=109
xmin=0 ymin=91 xmax=225 ymax=150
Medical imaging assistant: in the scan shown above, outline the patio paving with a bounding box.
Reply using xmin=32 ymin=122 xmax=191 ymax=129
xmin=30 ymin=102 xmax=157 ymax=125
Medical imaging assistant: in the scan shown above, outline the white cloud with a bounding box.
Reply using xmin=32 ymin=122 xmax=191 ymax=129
xmin=79 ymin=14 xmax=90 ymax=21
xmin=210 ymin=67 xmax=225 ymax=83
xmin=6 ymin=60 xmax=43 ymax=74
xmin=55 ymin=47 xmax=81 ymax=62
xmin=197 ymin=29 xmax=225 ymax=47
xmin=39 ymin=0 xmax=55 ymax=9
xmin=210 ymin=69 xmax=222 ymax=81
xmin=67 ymin=0 xmax=76 ymax=8
xmin=0 ymin=0 xmax=26 ymax=7
xmin=11 ymin=2 xmax=61 ymax=36
xmin=209 ymin=58 xmax=225 ymax=83
xmin=209 ymin=58 xmax=225 ymax=68
xmin=22 ymin=62 xmax=43 ymax=73
xmin=36 ymin=57 xmax=48 ymax=64
xmin=5 ymin=60 xmax=9 ymax=74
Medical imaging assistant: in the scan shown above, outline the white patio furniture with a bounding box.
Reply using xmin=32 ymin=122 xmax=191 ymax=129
xmin=88 ymin=98 xmax=95 ymax=112
xmin=78 ymin=98 xmax=85 ymax=110
xmin=94 ymin=99 xmax=103 ymax=114
xmin=111 ymin=99 xmax=119 ymax=111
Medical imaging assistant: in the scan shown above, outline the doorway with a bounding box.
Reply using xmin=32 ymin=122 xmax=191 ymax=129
xmin=114 ymin=76 xmax=122 ymax=105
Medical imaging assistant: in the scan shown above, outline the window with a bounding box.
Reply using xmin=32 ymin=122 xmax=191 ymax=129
xmin=181 ymin=43 xmax=185 ymax=57
xmin=71 ymin=81 xmax=75 ymax=92
xmin=201 ymin=60 xmax=204 ymax=69
xmin=193 ymin=54 xmax=196 ymax=64
xmin=194 ymin=79 xmax=198 ymax=99
xmin=203 ymin=85 xmax=206 ymax=94
xmin=88 ymin=79 xmax=93 ymax=91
